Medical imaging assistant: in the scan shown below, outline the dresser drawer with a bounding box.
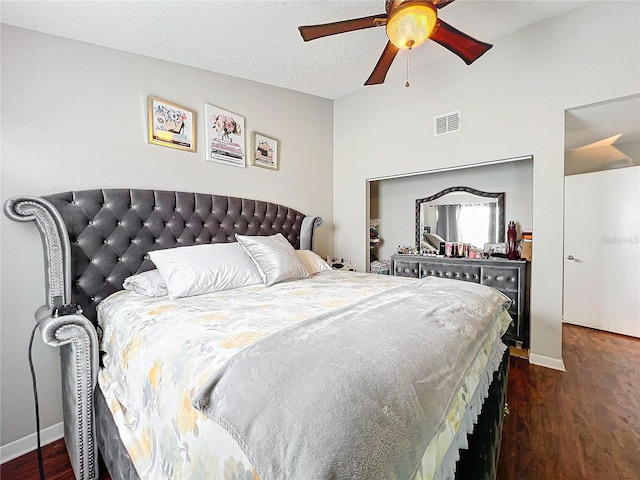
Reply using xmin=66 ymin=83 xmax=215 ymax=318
xmin=501 ymin=290 xmax=519 ymax=316
xmin=480 ymin=266 xmax=520 ymax=291
xmin=393 ymin=260 xmax=420 ymax=278
xmin=419 ymin=263 xmax=481 ymax=283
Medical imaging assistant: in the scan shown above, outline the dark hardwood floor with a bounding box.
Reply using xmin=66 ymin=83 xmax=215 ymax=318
xmin=497 ymin=323 xmax=640 ymax=480
xmin=2 ymin=323 xmax=638 ymax=480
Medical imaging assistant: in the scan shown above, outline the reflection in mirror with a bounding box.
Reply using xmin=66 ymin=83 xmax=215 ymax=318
xmin=415 ymin=187 xmax=505 ymax=253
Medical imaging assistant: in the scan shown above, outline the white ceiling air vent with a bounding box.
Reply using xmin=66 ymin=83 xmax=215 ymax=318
xmin=433 ymin=110 xmax=462 ymax=137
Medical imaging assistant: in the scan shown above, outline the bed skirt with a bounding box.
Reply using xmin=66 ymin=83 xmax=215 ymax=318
xmin=455 ymin=344 xmax=510 ymax=480
xmin=94 ymin=346 xmax=509 ymax=480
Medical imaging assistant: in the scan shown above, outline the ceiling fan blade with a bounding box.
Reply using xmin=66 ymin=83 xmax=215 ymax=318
xmin=299 ymin=14 xmax=387 ymax=42
xmin=365 ymin=41 xmax=400 ymax=85
xmin=430 ymin=20 xmax=492 ymax=65
xmin=434 ymin=0 xmax=457 ymax=8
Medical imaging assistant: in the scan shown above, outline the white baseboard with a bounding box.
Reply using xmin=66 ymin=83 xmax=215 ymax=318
xmin=529 ymin=353 xmax=566 ymax=371
xmin=0 ymin=422 xmax=64 ymax=465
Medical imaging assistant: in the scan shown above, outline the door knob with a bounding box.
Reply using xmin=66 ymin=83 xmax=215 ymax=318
xmin=567 ymin=255 xmax=574 ymax=260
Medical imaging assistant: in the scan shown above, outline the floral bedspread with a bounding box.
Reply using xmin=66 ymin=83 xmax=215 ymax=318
xmin=97 ymin=270 xmax=510 ymax=480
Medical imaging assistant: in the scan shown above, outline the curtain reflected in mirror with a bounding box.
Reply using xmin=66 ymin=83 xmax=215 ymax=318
xmin=434 ymin=204 xmax=460 ymax=240
xmin=416 ymin=187 xmax=504 ymax=253
xmin=435 ymin=203 xmax=497 ymax=246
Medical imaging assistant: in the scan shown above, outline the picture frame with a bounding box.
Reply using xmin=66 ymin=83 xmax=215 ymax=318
xmin=204 ymin=104 xmax=246 ymax=167
xmin=484 ymin=242 xmax=507 ymax=255
xmin=252 ymin=132 xmax=279 ymax=170
xmin=147 ymin=96 xmax=195 ymax=152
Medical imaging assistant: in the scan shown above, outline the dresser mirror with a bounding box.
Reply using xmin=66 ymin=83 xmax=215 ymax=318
xmin=415 ymin=187 xmax=505 ymax=253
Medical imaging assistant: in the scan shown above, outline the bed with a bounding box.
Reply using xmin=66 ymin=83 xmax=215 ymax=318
xmin=4 ymin=188 xmax=510 ymax=480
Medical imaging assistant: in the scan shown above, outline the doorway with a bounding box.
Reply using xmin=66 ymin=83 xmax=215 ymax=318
xmin=563 ymin=95 xmax=640 ymax=337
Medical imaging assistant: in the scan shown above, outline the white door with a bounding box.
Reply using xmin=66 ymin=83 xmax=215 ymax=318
xmin=563 ymin=166 xmax=640 ymax=337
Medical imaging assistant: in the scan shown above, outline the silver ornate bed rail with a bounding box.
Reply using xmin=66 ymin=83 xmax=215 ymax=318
xmin=5 ymin=195 xmax=99 ymax=480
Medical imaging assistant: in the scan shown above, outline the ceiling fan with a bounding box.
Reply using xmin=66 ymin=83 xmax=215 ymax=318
xmin=298 ymin=0 xmax=492 ymax=86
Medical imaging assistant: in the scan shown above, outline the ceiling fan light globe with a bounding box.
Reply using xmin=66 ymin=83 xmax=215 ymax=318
xmin=386 ymin=2 xmax=437 ymax=50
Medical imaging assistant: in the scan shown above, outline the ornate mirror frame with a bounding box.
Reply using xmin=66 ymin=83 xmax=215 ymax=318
xmin=415 ymin=186 xmax=505 ymax=250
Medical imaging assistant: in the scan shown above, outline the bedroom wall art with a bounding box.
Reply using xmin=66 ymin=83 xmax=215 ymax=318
xmin=147 ymin=96 xmax=196 ymax=152
xmin=204 ymin=104 xmax=246 ymax=167
xmin=252 ymin=132 xmax=279 ymax=170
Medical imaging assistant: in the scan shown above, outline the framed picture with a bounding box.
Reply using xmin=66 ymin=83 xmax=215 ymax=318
xmin=204 ymin=104 xmax=246 ymax=167
xmin=484 ymin=242 xmax=507 ymax=255
xmin=147 ymin=96 xmax=195 ymax=152
xmin=252 ymin=132 xmax=279 ymax=170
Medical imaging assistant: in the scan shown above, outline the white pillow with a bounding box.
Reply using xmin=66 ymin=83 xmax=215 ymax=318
xmin=123 ymin=269 xmax=168 ymax=297
xmin=296 ymin=250 xmax=331 ymax=275
xmin=149 ymin=243 xmax=263 ymax=299
xmin=235 ymin=233 xmax=310 ymax=286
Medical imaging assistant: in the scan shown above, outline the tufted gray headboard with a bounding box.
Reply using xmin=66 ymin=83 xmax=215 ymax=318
xmin=4 ymin=188 xmax=322 ymax=480
xmin=6 ymin=188 xmax=322 ymax=324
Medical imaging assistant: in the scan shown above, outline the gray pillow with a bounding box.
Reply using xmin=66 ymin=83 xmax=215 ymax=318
xmin=235 ymin=233 xmax=310 ymax=286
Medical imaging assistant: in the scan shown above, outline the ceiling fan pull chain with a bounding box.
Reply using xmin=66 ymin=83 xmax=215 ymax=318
xmin=405 ymin=50 xmax=411 ymax=88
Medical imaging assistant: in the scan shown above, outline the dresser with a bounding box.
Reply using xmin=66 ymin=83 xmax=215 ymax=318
xmin=391 ymin=255 xmax=528 ymax=347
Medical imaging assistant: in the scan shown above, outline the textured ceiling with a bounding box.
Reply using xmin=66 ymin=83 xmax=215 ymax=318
xmin=1 ymin=0 xmax=590 ymax=100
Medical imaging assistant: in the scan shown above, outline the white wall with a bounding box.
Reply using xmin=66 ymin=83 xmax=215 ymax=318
xmin=0 ymin=26 xmax=334 ymax=452
xmin=371 ymin=158 xmax=533 ymax=261
xmin=333 ymin=2 xmax=639 ymax=368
